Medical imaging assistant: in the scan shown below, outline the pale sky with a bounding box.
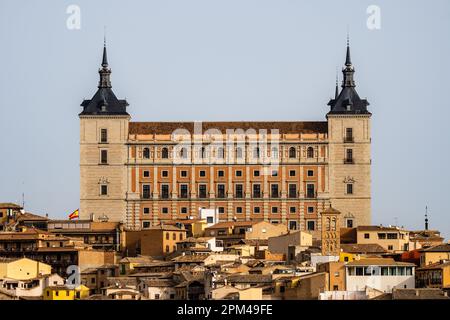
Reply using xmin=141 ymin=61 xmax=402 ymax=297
xmin=1 ymin=0 xmax=449 ymax=239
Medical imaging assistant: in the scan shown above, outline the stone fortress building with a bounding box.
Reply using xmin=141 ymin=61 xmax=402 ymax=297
xmin=79 ymin=40 xmax=371 ymax=236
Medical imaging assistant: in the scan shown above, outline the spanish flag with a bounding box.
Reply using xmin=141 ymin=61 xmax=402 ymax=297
xmin=69 ymin=209 xmax=79 ymax=220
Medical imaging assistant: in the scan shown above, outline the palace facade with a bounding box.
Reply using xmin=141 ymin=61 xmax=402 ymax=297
xmin=79 ymin=42 xmax=372 ymax=235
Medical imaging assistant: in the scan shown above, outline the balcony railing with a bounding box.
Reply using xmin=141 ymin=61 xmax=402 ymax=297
xmin=344 ymin=136 xmax=354 ymax=143
xmin=344 ymin=158 xmax=354 ymax=164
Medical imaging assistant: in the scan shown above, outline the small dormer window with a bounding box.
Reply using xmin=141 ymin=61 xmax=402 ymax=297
xmin=346 ymin=104 xmax=351 ymax=111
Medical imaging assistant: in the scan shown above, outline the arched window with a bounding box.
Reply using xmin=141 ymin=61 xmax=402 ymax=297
xmin=307 ymin=147 xmax=314 ymax=158
xmin=254 ymin=147 xmax=260 ymax=158
xmin=217 ymin=147 xmax=224 ymax=159
xmin=236 ymin=147 xmax=243 ymax=159
xmin=161 ymin=147 xmax=169 ymax=159
xmin=165 ymin=233 xmax=169 ymax=240
xmin=289 ymin=147 xmax=296 ymax=158
xmin=201 ymin=147 xmax=206 ymax=158
xmin=143 ymin=147 xmax=150 ymax=159
xmin=180 ymin=147 xmax=187 ymax=159
xmin=271 ymin=147 xmax=278 ymax=159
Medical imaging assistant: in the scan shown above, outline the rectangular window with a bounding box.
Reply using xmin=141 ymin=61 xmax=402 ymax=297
xmin=199 ymin=184 xmax=207 ymax=198
xmin=254 ymin=170 xmax=260 ymax=177
xmin=289 ymin=221 xmax=297 ymax=230
xmin=254 ymin=207 xmax=261 ymax=214
xmin=347 ymin=183 xmax=353 ymax=194
xmin=288 ymin=184 xmax=297 ymax=198
xmin=235 ymin=184 xmax=243 ymax=198
xmin=218 ymin=170 xmax=224 ymax=177
xmin=236 ymin=207 xmax=243 ymax=214
xmin=218 ymin=207 xmax=225 ymax=214
xmin=388 ymin=245 xmax=394 ymax=251
xmin=307 ymin=170 xmax=314 ymax=177
xmin=142 ymin=221 xmax=150 ymax=229
xmin=289 ymin=207 xmax=296 ymax=214
xmin=272 ymin=170 xmax=278 ymax=177
xmin=235 ymin=170 xmax=242 ymax=177
xmin=181 ymin=207 xmax=188 ymax=214
xmin=199 ymin=170 xmax=206 ymax=177
xmin=289 ymin=170 xmax=296 ymax=177
xmin=181 ymin=170 xmax=188 ymax=177
xmin=345 ymin=149 xmax=353 ymax=163
xmin=100 ymin=150 xmax=108 ymax=164
xmin=162 ymin=170 xmax=169 ymax=177
xmin=143 ymin=207 xmax=150 ymax=214
xmin=143 ymin=170 xmax=150 ymax=178
xmin=345 ymin=128 xmax=353 ymax=142
xmin=253 ymin=184 xmax=261 ymax=198
xmin=271 ymin=207 xmax=278 ymax=214
xmin=217 ymin=184 xmax=226 ymax=198
xmin=364 ymin=233 xmax=370 ymax=239
xmin=161 ymin=184 xmax=170 ymax=199
xmin=100 ymin=185 xmax=108 ymax=196
xmin=271 ymin=184 xmax=279 ymax=198
xmin=162 ymin=207 xmax=169 ymax=214
xmin=307 ymin=220 xmax=315 ymax=231
xmin=307 ymin=206 xmax=314 ymax=214
xmin=180 ymin=184 xmax=188 ymax=198
xmin=387 ymin=233 xmax=398 ymax=239
xmin=306 ymin=184 xmax=315 ymax=198
xmin=100 ymin=128 xmax=108 ymax=143
xmin=346 ymin=219 xmax=353 ymax=228
xmin=142 ymin=185 xmax=151 ymax=199
xmin=378 ymin=233 xmax=386 ymax=239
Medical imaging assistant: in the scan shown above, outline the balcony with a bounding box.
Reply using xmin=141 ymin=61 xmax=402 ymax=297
xmin=344 ymin=158 xmax=354 ymax=164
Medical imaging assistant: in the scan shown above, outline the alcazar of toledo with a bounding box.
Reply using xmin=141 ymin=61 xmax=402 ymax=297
xmin=79 ymin=40 xmax=372 ymax=238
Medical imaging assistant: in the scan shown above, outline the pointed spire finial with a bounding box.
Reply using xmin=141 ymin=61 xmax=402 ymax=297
xmin=345 ymin=31 xmax=352 ymax=66
xmin=425 ymin=206 xmax=429 ymax=230
xmin=102 ymin=27 xmax=108 ymax=67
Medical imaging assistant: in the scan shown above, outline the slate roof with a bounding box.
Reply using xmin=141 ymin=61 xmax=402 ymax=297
xmin=129 ymin=121 xmax=328 ymax=135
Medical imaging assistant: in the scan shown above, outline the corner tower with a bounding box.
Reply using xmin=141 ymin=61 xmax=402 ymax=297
xmin=326 ymin=39 xmax=372 ymax=228
xmin=79 ymin=42 xmax=130 ymax=222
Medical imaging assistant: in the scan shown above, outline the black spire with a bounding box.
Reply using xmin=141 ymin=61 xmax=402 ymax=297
xmin=425 ymin=206 xmax=429 ymax=231
xmin=334 ymin=70 xmax=339 ymax=99
xmin=327 ymin=38 xmax=370 ymax=115
xmin=98 ymin=40 xmax=112 ymax=88
xmin=79 ymin=40 xmax=129 ymax=116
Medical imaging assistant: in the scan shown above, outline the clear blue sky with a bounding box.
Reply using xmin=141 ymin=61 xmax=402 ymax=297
xmin=1 ymin=0 xmax=449 ymax=239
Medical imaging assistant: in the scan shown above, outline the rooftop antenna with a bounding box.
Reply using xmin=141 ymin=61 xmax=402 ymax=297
xmin=425 ymin=206 xmax=429 ymax=231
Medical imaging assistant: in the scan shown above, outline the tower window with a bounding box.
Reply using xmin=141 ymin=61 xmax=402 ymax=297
xmin=100 ymin=150 xmax=108 ymax=164
xmin=100 ymin=129 xmax=108 ymax=143
xmin=345 ymin=128 xmax=353 ymax=142
xmin=345 ymin=149 xmax=354 ymax=164
xmin=346 ymin=183 xmax=354 ymax=195
xmin=143 ymin=148 xmax=150 ymax=159
xmin=307 ymin=147 xmax=314 ymax=158
xmin=100 ymin=185 xmax=108 ymax=196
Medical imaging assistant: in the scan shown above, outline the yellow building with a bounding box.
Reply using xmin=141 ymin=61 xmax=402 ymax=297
xmin=419 ymin=244 xmax=450 ymax=267
xmin=356 ymin=225 xmax=411 ymax=253
xmin=0 ymin=257 xmax=51 ymax=280
xmin=43 ymin=285 xmax=90 ymax=300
